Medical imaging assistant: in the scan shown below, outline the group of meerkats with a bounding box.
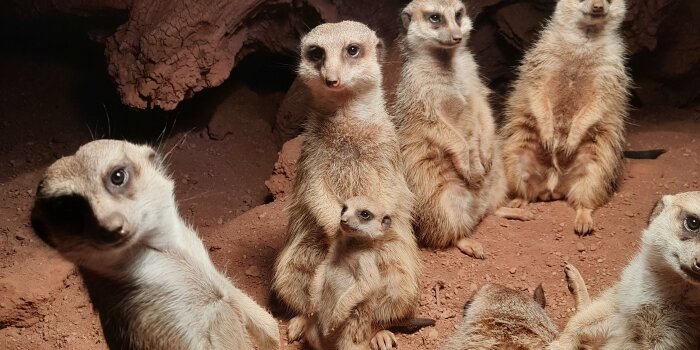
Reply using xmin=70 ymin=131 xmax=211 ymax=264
xmin=27 ymin=0 xmax=700 ymax=349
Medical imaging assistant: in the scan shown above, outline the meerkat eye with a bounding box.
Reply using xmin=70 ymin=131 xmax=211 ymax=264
xmin=341 ymin=205 xmax=348 ymax=214
xmin=346 ymin=44 xmax=360 ymax=58
xmin=684 ymin=215 xmax=700 ymax=232
xmin=110 ymin=168 xmax=128 ymax=186
xmin=428 ymin=13 xmax=441 ymax=24
xmin=306 ymin=46 xmax=324 ymax=62
xmin=359 ymin=210 xmax=373 ymax=221
xmin=455 ymin=10 xmax=463 ymax=22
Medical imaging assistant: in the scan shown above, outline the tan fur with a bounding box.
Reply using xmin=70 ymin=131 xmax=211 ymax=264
xmin=551 ymin=192 xmax=700 ymax=349
xmin=501 ymin=0 xmax=630 ymax=235
xmin=305 ymin=196 xmax=399 ymax=350
xmin=30 ymin=140 xmax=280 ymax=350
xmin=271 ymin=21 xmax=421 ymax=346
xmin=394 ymin=0 xmax=530 ymax=259
xmin=443 ymin=284 xmax=558 ymax=350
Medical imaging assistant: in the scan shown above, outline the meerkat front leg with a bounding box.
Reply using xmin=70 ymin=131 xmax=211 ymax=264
xmin=423 ymin=126 xmax=484 ymax=188
xmin=528 ymin=89 xmax=556 ymax=151
xmin=324 ymin=264 xmax=380 ymax=335
xmin=564 ymin=103 xmax=604 ymax=155
xmin=370 ymin=330 xmax=398 ymax=350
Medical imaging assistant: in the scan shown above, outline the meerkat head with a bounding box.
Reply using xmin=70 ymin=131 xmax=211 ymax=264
xmin=554 ymin=0 xmax=626 ymax=30
xmin=400 ymin=0 xmax=472 ymax=51
xmin=30 ymin=140 xmax=176 ymax=271
xmin=298 ymin=21 xmax=384 ymax=97
xmin=642 ymin=192 xmax=700 ymax=285
xmin=339 ymin=196 xmax=391 ymax=239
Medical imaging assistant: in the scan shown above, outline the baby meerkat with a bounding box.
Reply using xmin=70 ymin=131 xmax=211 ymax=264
xmin=306 ymin=196 xmax=400 ymax=350
xmin=30 ymin=140 xmax=280 ymax=350
xmin=272 ymin=21 xmax=421 ymax=345
xmin=443 ymin=284 xmax=558 ymax=350
xmin=394 ymin=0 xmax=531 ymax=259
xmin=551 ymin=192 xmax=700 ymax=349
xmin=501 ymin=0 xmax=630 ymax=235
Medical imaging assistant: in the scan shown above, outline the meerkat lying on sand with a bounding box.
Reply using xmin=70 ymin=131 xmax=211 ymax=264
xmin=500 ymin=0 xmax=630 ymax=235
xmin=394 ymin=0 xmax=531 ymax=260
xmin=551 ymin=191 xmax=700 ymax=349
xmin=443 ymin=283 xmax=558 ymax=350
xmin=31 ymin=139 xmax=280 ymax=350
xmin=306 ymin=196 xmax=432 ymax=350
xmin=271 ymin=21 xmax=421 ymax=346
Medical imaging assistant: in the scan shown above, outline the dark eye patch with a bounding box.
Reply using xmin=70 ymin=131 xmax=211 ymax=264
xmin=306 ymin=45 xmax=325 ymax=62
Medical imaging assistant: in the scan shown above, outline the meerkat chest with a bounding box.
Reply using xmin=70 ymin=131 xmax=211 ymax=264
xmin=622 ymin=301 xmax=700 ymax=348
xmin=543 ymin=60 xmax=597 ymax=128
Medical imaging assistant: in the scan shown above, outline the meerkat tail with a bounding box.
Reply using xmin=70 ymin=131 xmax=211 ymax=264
xmin=622 ymin=149 xmax=666 ymax=159
xmin=563 ymin=263 xmax=591 ymax=309
xmin=233 ymin=289 xmax=281 ymax=350
xmin=494 ymin=207 xmax=535 ymax=221
xmin=388 ymin=317 xmax=436 ymax=334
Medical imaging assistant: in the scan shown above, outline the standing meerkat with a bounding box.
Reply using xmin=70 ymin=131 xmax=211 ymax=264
xmin=442 ymin=284 xmax=558 ymax=350
xmin=501 ymin=0 xmax=630 ymax=235
xmin=394 ymin=0 xmax=531 ymax=259
xmin=271 ymin=21 xmax=421 ymax=345
xmin=551 ymin=192 xmax=700 ymax=349
xmin=306 ymin=196 xmax=424 ymax=350
xmin=30 ymin=140 xmax=280 ymax=350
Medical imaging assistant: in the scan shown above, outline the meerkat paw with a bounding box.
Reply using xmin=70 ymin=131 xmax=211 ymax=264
xmin=370 ymin=330 xmax=397 ymax=350
xmin=286 ymin=316 xmax=308 ymax=342
xmin=574 ymin=208 xmax=594 ymax=235
xmin=564 ymin=263 xmax=590 ymax=308
xmin=494 ymin=207 xmax=535 ymax=221
xmin=456 ymin=238 xmax=485 ymax=259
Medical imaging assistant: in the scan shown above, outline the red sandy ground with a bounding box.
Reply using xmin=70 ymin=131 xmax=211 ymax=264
xmin=1 ymin=50 xmax=699 ymax=349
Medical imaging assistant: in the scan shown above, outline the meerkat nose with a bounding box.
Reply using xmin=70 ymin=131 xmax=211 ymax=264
xmin=104 ymin=212 xmax=129 ymax=236
xmin=325 ymin=79 xmax=340 ymax=88
xmin=591 ymin=4 xmax=604 ymax=13
xmin=452 ymin=36 xmax=462 ymax=44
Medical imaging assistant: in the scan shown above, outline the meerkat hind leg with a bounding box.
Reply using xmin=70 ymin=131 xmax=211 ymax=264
xmin=564 ymin=263 xmax=591 ymax=309
xmin=457 ymin=237 xmax=485 ymax=259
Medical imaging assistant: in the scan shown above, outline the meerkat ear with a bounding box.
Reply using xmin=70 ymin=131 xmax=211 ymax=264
xmin=381 ymin=215 xmax=392 ymax=230
xmin=533 ymin=283 xmax=546 ymax=309
xmin=375 ymin=39 xmax=386 ymax=63
xmin=401 ymin=11 xmax=412 ymax=31
xmin=648 ymin=196 xmax=667 ymax=225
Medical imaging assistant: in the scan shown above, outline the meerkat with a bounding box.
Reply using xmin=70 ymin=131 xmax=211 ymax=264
xmin=30 ymin=140 xmax=280 ymax=350
xmin=500 ymin=0 xmax=630 ymax=235
xmin=551 ymin=192 xmax=700 ymax=349
xmin=305 ymin=196 xmax=399 ymax=350
xmin=394 ymin=0 xmax=531 ymax=260
xmin=271 ymin=21 xmax=422 ymax=346
xmin=442 ymin=283 xmax=558 ymax=350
